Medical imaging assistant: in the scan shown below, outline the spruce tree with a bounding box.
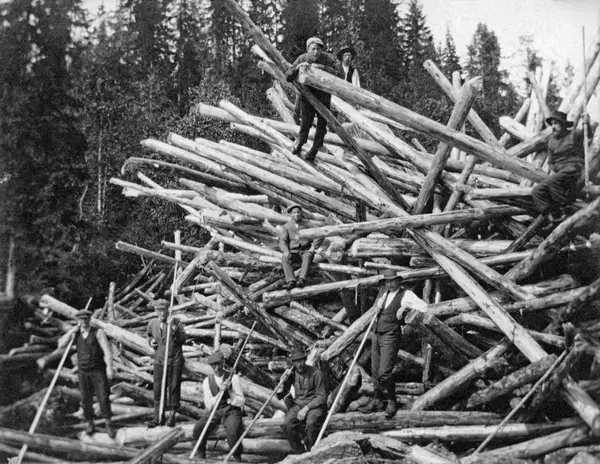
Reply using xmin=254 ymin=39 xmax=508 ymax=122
xmin=440 ymin=27 xmax=461 ymax=79
xmin=280 ymin=0 xmax=320 ymax=60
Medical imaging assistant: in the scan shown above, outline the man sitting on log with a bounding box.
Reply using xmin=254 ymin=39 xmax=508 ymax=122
xmin=286 ymin=36 xmax=340 ymax=162
xmin=279 ymin=203 xmax=323 ymax=290
xmin=531 ymin=111 xmax=589 ymax=220
xmin=192 ymin=351 xmax=245 ymax=461
xmin=360 ymin=270 xmax=428 ymax=418
xmin=277 ymin=347 xmax=328 ymax=454
xmin=58 ymin=309 xmax=116 ymax=438
xmin=147 ymin=298 xmax=187 ymax=427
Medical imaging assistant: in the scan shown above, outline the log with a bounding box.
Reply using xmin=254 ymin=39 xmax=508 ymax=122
xmin=297 ymin=66 xmax=547 ymax=182
xmin=115 ymin=241 xmax=187 ymax=267
xmin=412 ymin=76 xmax=481 ymax=214
xmin=466 ymin=354 xmax=558 ymax=408
xmin=127 ymin=427 xmax=184 ymax=464
xmin=410 ymin=342 xmax=508 ymax=411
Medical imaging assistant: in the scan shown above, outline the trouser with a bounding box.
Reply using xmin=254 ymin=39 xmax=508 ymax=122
xmin=298 ymin=90 xmax=331 ymax=149
xmin=282 ymin=251 xmax=314 ymax=283
xmin=192 ymin=406 xmax=243 ymax=457
xmin=153 ymin=362 xmax=183 ymax=410
xmin=531 ymin=171 xmax=580 ymax=213
xmin=282 ymin=403 xmax=326 ymax=453
xmin=78 ymin=367 xmax=111 ymax=422
xmin=371 ymin=327 xmax=400 ymax=402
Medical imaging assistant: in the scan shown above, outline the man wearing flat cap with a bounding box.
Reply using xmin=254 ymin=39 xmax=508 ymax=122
xmin=531 ymin=110 xmax=590 ymax=220
xmin=286 ymin=36 xmax=341 ymax=162
xmin=147 ymin=298 xmax=187 ymax=427
xmin=279 ymin=203 xmax=323 ymax=290
xmin=277 ymin=347 xmax=327 ymax=454
xmin=58 ymin=308 xmax=116 ymax=437
xmin=360 ymin=270 xmax=427 ymax=418
xmin=192 ymin=351 xmax=245 ymax=461
xmin=337 ymin=45 xmax=360 ymax=87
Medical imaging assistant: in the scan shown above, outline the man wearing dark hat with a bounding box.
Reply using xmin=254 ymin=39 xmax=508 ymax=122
xmin=147 ymin=298 xmax=187 ymax=427
xmin=286 ymin=36 xmax=341 ymax=162
xmin=360 ymin=270 xmax=427 ymax=417
xmin=531 ymin=111 xmax=588 ymax=219
xmin=279 ymin=203 xmax=323 ymax=290
xmin=58 ymin=309 xmax=116 ymax=438
xmin=337 ymin=45 xmax=360 ymax=87
xmin=277 ymin=347 xmax=327 ymax=454
xmin=192 ymin=351 xmax=245 ymax=461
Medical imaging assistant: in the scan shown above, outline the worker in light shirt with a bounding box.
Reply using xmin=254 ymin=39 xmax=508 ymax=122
xmin=360 ymin=269 xmax=428 ymax=418
xmin=192 ymin=351 xmax=245 ymax=462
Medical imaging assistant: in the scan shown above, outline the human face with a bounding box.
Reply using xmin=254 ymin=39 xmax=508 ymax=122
xmin=550 ymin=120 xmax=566 ymax=135
xmin=157 ymin=308 xmax=168 ymax=323
xmin=308 ymin=43 xmax=322 ymax=60
xmin=78 ymin=316 xmax=91 ymax=330
xmin=293 ymin=358 xmax=307 ymax=373
xmin=211 ymin=360 xmax=225 ymax=376
xmin=342 ymin=52 xmax=352 ymax=65
xmin=290 ymin=207 xmax=302 ymax=222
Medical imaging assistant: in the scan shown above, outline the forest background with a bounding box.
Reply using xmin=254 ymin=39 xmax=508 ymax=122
xmin=0 ymin=0 xmax=576 ymax=306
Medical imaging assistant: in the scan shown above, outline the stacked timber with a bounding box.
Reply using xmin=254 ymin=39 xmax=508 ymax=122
xmin=4 ymin=3 xmax=600 ymax=464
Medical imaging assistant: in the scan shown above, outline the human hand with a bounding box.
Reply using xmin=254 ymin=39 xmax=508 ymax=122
xmin=312 ymin=63 xmax=325 ymax=70
xmin=297 ymin=406 xmax=309 ymax=421
xmin=106 ymin=365 xmax=114 ymax=380
xmin=583 ymin=114 xmax=590 ymax=125
xmin=221 ymin=378 xmax=232 ymax=391
xmin=284 ymin=252 xmax=292 ymax=262
xmin=150 ymin=338 xmax=158 ymax=348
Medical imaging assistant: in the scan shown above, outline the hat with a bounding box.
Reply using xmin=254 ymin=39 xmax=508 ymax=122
xmin=290 ymin=347 xmax=308 ymax=362
xmin=152 ymin=299 xmax=169 ymax=310
xmin=207 ymin=351 xmax=224 ymax=365
xmin=306 ymin=37 xmax=324 ymax=49
xmin=337 ymin=46 xmax=356 ymax=61
xmin=286 ymin=203 xmax=302 ymax=214
xmin=545 ymin=111 xmax=573 ymax=128
xmin=380 ymin=268 xmax=397 ymax=279
xmin=75 ymin=309 xmax=92 ymax=318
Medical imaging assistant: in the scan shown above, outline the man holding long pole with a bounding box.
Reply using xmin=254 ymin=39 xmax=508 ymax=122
xmin=192 ymin=351 xmax=245 ymax=461
xmin=58 ymin=308 xmax=115 ymax=437
xmin=147 ymin=298 xmax=187 ymax=427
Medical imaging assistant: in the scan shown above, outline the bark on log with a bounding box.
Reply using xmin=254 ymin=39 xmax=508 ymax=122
xmin=127 ymin=427 xmax=184 ymax=464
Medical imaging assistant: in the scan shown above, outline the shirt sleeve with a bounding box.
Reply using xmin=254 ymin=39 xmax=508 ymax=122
xmin=203 ymin=377 xmax=216 ymax=410
xmin=353 ymin=70 xmax=361 ymax=88
xmin=305 ymin=369 xmax=327 ymax=410
xmin=279 ymin=223 xmax=291 ymax=253
xmin=227 ymin=374 xmax=245 ymax=408
xmin=96 ymin=329 xmax=113 ymax=367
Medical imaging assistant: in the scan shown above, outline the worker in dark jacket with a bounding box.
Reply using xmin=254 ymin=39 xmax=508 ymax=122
xmin=360 ymin=270 xmax=427 ymax=418
xmin=277 ymin=347 xmax=328 ymax=454
xmin=532 ymin=111 xmax=588 ymax=219
xmin=147 ymin=298 xmax=187 ymax=427
xmin=286 ymin=36 xmax=340 ymax=162
xmin=279 ymin=203 xmax=323 ymax=290
xmin=192 ymin=351 xmax=245 ymax=462
xmin=59 ymin=309 xmax=116 ymax=438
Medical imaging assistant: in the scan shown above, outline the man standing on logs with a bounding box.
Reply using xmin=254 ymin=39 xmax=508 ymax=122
xmin=192 ymin=351 xmax=245 ymax=461
xmin=277 ymin=347 xmax=327 ymax=454
xmin=531 ymin=111 xmax=589 ymax=220
xmin=286 ymin=36 xmax=340 ymax=162
xmin=337 ymin=45 xmax=360 ymax=87
xmin=279 ymin=203 xmax=323 ymax=290
xmin=58 ymin=309 xmax=116 ymax=438
xmin=147 ymin=298 xmax=187 ymax=427
xmin=360 ymin=270 xmax=428 ymax=418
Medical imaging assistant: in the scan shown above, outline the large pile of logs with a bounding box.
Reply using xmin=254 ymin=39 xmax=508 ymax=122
xmin=4 ymin=3 xmax=600 ymax=463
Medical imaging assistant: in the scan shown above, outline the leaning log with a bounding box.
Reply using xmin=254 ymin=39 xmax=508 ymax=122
xmin=127 ymin=427 xmax=184 ymax=464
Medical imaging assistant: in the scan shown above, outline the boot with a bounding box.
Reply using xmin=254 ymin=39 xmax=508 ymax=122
xmin=85 ymin=421 xmax=96 ymax=435
xmin=358 ymin=391 xmax=383 ymax=413
xmin=385 ymin=383 xmax=397 ymax=418
xmin=166 ymin=408 xmax=177 ymax=427
xmin=304 ymin=144 xmax=321 ymax=162
xmin=147 ymin=406 xmax=162 ymax=428
xmin=106 ymin=420 xmax=117 ymax=439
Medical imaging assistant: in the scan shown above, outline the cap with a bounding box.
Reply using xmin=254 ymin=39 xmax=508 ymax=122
xmin=286 ymin=203 xmax=303 ymax=214
xmin=290 ymin=347 xmax=308 ymax=362
xmin=75 ymin=309 xmax=92 ymax=318
xmin=152 ymin=299 xmax=169 ymax=310
xmin=306 ymin=37 xmax=324 ymax=49
xmin=207 ymin=351 xmax=224 ymax=365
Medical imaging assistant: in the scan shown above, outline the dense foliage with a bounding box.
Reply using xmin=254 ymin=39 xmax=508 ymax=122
xmin=1 ymin=0 xmax=537 ymax=304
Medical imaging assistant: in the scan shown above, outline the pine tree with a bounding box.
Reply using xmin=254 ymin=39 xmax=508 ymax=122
xmin=464 ymin=23 xmax=520 ymax=134
xmin=440 ymin=27 xmax=461 ymax=78
xmin=399 ymin=0 xmax=437 ymax=75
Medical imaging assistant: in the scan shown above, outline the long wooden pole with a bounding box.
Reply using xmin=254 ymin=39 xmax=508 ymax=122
xmin=159 ymin=260 xmax=178 ymax=422
xmin=583 ymin=27 xmax=590 ymax=191
xmin=224 ymin=367 xmax=294 ymax=462
xmin=16 ymin=297 xmax=92 ymax=464
xmin=313 ymin=297 xmax=384 ymax=447
xmin=189 ymin=321 xmax=257 ymax=458
xmin=471 ymin=350 xmax=568 ymax=455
